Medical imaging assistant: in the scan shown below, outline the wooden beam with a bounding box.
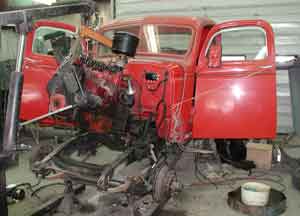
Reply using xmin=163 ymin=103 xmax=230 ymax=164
xmin=80 ymin=25 xmax=112 ymax=48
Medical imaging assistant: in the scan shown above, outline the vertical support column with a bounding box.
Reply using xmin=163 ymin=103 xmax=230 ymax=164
xmin=2 ymin=31 xmax=25 ymax=152
xmin=0 ymin=28 xmax=26 ymax=216
xmin=0 ymin=155 xmax=7 ymax=216
xmin=112 ymin=0 xmax=117 ymax=19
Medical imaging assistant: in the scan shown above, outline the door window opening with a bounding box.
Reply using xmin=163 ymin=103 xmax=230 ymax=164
xmin=206 ymin=26 xmax=268 ymax=63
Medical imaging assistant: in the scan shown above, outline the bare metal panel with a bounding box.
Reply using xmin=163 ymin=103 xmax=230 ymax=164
xmin=277 ymin=70 xmax=293 ymax=133
xmin=289 ymin=66 xmax=300 ymax=136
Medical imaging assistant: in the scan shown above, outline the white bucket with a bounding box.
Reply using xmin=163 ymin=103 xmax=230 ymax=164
xmin=241 ymin=182 xmax=271 ymax=206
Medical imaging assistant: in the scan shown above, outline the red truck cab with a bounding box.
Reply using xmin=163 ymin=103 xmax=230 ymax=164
xmin=20 ymin=16 xmax=276 ymax=143
xmin=20 ymin=20 xmax=77 ymax=126
xmin=98 ymin=16 xmax=276 ymax=142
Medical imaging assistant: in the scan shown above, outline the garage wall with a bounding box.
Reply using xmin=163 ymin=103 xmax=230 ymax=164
xmin=114 ymin=0 xmax=300 ymax=133
xmin=96 ymin=0 xmax=112 ymax=25
xmin=8 ymin=0 xmax=32 ymax=7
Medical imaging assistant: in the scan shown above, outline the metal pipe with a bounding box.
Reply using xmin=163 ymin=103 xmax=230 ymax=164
xmin=16 ymin=33 xmax=26 ymax=72
xmin=276 ymin=62 xmax=297 ymax=70
xmin=0 ymin=163 xmax=7 ymax=215
xmin=0 ymin=1 xmax=95 ymax=26
xmin=3 ymin=32 xmax=25 ymax=153
xmin=38 ymin=133 xmax=87 ymax=165
xmin=72 ymin=70 xmax=85 ymax=97
xmin=276 ymin=57 xmax=300 ymax=70
xmin=20 ymin=105 xmax=76 ymax=127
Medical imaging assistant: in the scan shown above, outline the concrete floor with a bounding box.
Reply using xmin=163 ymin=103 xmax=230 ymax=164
xmin=5 ymin=135 xmax=300 ymax=216
xmin=163 ymin=154 xmax=300 ymax=216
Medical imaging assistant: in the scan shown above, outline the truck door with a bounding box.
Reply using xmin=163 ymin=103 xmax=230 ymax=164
xmin=193 ymin=20 xmax=276 ymax=139
xmin=20 ymin=21 xmax=76 ymax=123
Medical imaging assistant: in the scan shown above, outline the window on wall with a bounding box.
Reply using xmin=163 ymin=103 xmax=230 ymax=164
xmin=0 ymin=26 xmax=18 ymax=61
xmin=33 ymin=0 xmax=56 ymax=5
xmin=206 ymin=27 xmax=268 ymax=62
xmin=32 ymin=26 xmax=75 ymax=57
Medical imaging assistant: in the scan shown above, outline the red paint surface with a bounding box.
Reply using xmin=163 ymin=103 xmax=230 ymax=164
xmin=20 ymin=21 xmax=76 ymax=126
xmin=101 ymin=17 xmax=277 ymax=141
xmin=193 ymin=20 xmax=276 ymax=138
xmin=20 ymin=17 xmax=277 ymax=141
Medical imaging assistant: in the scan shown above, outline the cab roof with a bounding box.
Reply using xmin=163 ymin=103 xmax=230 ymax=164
xmin=101 ymin=16 xmax=215 ymax=30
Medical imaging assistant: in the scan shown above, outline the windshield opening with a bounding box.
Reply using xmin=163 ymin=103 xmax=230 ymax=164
xmin=141 ymin=25 xmax=192 ymax=55
xmin=97 ymin=24 xmax=193 ymax=58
